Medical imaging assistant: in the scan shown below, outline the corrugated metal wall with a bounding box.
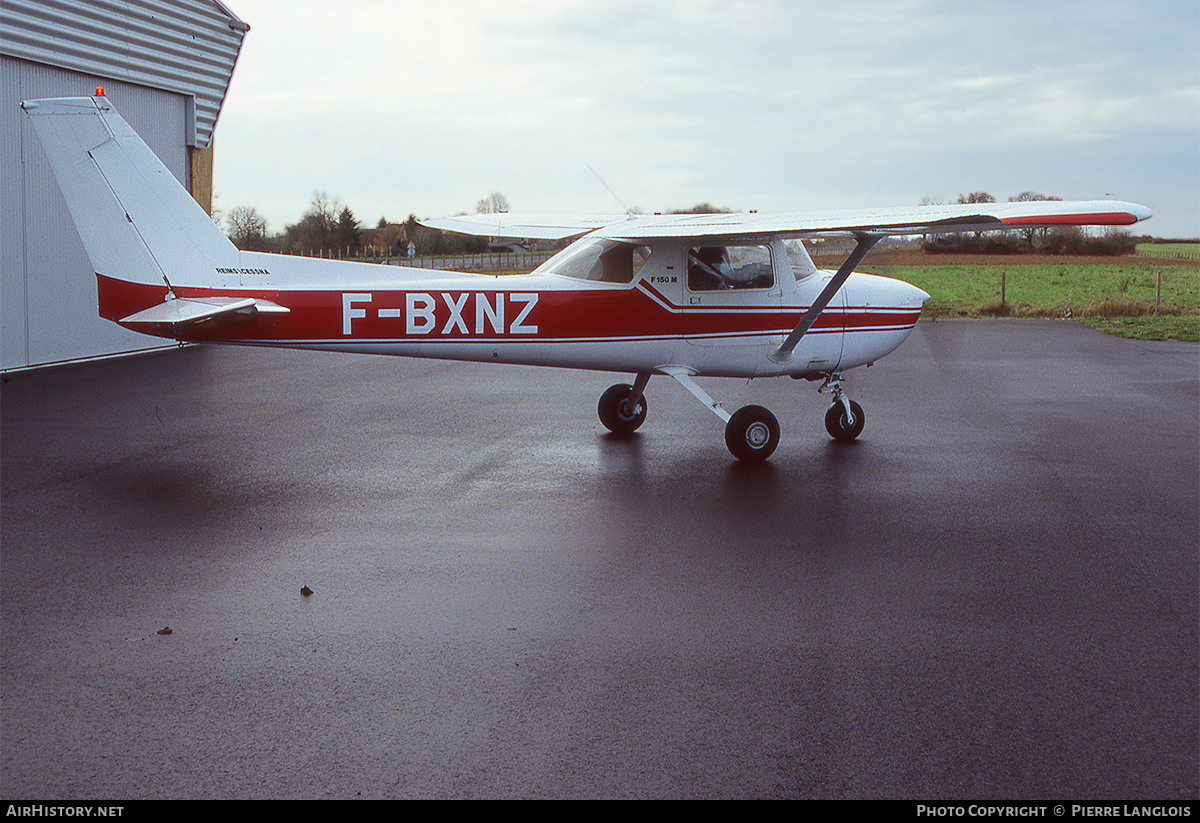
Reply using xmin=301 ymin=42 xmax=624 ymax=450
xmin=1 ymin=0 xmax=247 ymax=370
xmin=1 ymin=0 xmax=247 ymax=148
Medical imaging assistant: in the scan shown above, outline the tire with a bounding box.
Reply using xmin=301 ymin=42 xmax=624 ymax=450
xmin=598 ymin=383 xmax=647 ymax=434
xmin=824 ymin=400 xmax=864 ymax=441
xmin=724 ymin=405 xmax=780 ymax=461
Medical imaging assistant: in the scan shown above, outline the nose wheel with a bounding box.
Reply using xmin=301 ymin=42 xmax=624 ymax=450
xmin=819 ymin=371 xmax=864 ymax=441
xmin=825 ymin=399 xmax=864 ymax=441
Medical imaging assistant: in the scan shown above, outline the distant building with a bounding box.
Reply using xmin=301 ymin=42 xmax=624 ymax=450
xmin=2 ymin=0 xmax=248 ymax=370
xmin=360 ymin=222 xmax=410 ymax=256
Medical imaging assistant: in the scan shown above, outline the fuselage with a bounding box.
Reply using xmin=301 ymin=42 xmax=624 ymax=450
xmin=99 ymin=234 xmax=928 ymax=379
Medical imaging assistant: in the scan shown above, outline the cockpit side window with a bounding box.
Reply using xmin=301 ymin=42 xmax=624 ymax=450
xmin=540 ymin=239 xmax=650 ymax=283
xmin=687 ymin=244 xmax=774 ymax=291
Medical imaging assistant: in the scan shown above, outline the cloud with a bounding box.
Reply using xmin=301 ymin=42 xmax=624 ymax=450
xmin=214 ymin=0 xmax=1199 ymax=236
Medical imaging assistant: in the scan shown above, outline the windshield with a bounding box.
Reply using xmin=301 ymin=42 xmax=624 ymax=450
xmin=537 ymin=238 xmax=650 ymax=283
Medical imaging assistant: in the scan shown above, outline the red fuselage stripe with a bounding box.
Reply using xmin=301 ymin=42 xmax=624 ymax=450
xmin=97 ymin=274 xmax=919 ymax=344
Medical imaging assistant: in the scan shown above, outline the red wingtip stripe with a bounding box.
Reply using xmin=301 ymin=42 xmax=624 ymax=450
xmin=1001 ymin=212 xmax=1138 ymax=227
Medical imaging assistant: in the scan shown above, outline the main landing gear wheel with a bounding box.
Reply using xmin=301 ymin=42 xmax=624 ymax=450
xmin=825 ymin=399 xmax=865 ymax=442
xmin=725 ymin=405 xmax=780 ymax=461
xmin=598 ymin=383 xmax=647 ymax=434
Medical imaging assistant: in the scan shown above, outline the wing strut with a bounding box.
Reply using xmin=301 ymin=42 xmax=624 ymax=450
xmin=770 ymin=232 xmax=881 ymax=363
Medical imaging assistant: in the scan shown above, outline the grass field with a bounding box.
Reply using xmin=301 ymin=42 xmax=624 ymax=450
xmin=819 ymin=252 xmax=1200 ymax=341
xmin=1136 ymin=242 xmax=1200 ymax=261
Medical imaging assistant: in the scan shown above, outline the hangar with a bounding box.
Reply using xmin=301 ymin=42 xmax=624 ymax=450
xmin=1 ymin=0 xmax=247 ymax=370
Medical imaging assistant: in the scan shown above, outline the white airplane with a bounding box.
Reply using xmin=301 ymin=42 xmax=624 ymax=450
xmin=23 ymin=93 xmax=1153 ymax=460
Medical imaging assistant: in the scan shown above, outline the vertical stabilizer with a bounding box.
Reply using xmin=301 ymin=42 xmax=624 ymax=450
xmin=22 ymin=95 xmax=238 ymax=288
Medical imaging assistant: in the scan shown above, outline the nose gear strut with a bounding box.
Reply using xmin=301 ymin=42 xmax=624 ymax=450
xmin=818 ymin=371 xmax=865 ymax=441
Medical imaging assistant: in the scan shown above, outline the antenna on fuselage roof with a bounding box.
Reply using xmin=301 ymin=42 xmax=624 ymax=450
xmin=587 ymin=165 xmax=633 ymax=215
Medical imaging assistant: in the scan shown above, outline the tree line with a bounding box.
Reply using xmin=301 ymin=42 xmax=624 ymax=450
xmin=223 ymin=191 xmax=512 ymax=257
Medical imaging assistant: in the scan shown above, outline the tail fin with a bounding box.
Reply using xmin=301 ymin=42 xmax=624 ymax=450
xmin=21 ymin=95 xmax=238 ymax=288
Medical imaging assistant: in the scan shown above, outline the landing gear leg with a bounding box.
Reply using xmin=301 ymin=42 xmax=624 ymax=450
xmin=598 ymin=372 xmax=650 ymax=434
xmin=819 ymin=371 xmax=864 ymax=441
xmin=661 ymin=367 xmax=780 ymax=461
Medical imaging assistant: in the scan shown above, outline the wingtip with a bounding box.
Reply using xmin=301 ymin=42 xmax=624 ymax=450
xmin=1104 ymin=200 xmax=1153 ymax=224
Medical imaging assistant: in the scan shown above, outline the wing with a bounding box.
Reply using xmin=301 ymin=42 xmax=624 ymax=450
xmin=418 ymin=212 xmax=631 ymax=240
xmin=600 ymin=200 xmax=1152 ymax=239
xmin=424 ymin=200 xmax=1151 ymax=241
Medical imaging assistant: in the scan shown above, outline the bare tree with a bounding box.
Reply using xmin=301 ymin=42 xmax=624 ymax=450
xmin=284 ymin=192 xmax=343 ymax=255
xmin=226 ymin=206 xmax=271 ymax=250
xmin=475 ymin=192 xmax=510 ymax=214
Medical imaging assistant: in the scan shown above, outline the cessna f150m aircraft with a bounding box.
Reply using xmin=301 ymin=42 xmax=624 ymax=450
xmin=23 ymin=94 xmax=1153 ymax=460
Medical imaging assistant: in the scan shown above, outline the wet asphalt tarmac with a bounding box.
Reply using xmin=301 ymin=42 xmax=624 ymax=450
xmin=2 ymin=319 xmax=1196 ymax=799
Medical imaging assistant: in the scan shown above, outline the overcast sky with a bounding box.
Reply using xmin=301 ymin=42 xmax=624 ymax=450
xmin=212 ymin=0 xmax=1199 ymax=238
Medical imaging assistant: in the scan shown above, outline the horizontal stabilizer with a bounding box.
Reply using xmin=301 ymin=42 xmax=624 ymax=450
xmin=120 ymin=296 xmax=289 ymax=327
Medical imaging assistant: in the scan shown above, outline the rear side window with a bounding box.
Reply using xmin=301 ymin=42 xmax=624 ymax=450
xmin=544 ymin=239 xmax=651 ymax=283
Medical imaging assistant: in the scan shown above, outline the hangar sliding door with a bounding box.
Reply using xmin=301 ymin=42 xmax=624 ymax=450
xmin=2 ymin=58 xmax=187 ymax=369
